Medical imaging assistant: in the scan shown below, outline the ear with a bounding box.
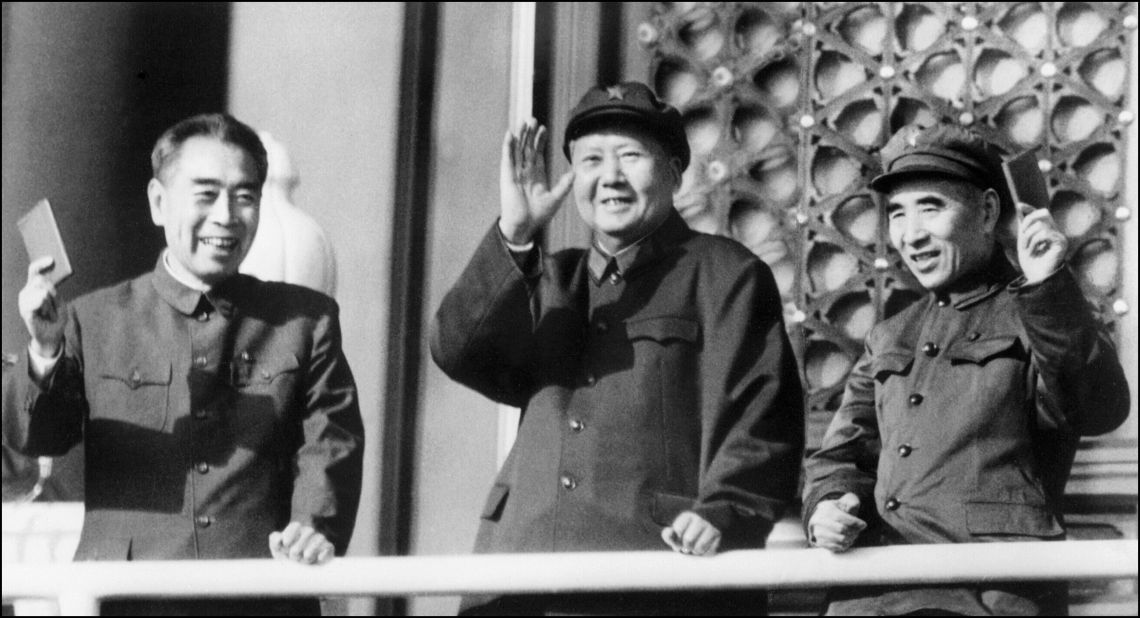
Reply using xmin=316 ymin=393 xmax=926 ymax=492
xmin=147 ymin=178 xmax=166 ymax=227
xmin=667 ymin=157 xmax=683 ymax=193
xmin=980 ymin=187 xmax=1000 ymax=235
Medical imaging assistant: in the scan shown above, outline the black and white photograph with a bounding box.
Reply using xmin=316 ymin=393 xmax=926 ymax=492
xmin=2 ymin=2 xmax=1137 ymax=616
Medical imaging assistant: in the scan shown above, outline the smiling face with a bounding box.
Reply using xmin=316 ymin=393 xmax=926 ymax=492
xmin=886 ymin=177 xmax=999 ymax=292
xmin=148 ymin=136 xmax=262 ymax=287
xmin=569 ymin=127 xmax=681 ymax=253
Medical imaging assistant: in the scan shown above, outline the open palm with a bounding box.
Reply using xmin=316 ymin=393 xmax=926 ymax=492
xmin=498 ymin=119 xmax=574 ymax=244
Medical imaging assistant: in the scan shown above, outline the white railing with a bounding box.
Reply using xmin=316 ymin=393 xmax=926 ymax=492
xmin=2 ymin=540 xmax=1136 ymax=615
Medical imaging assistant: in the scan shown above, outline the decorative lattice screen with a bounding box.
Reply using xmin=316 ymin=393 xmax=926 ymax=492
xmin=638 ymin=2 xmax=1135 ymax=447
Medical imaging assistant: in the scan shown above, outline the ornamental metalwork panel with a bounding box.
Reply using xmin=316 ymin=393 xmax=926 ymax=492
xmin=639 ymin=2 xmax=1135 ymax=447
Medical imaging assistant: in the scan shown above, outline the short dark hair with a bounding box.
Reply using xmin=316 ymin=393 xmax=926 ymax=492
xmin=151 ymin=113 xmax=268 ymax=185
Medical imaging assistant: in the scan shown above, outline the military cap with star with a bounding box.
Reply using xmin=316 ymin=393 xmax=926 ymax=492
xmin=870 ymin=123 xmax=1015 ymax=219
xmin=562 ymin=81 xmax=691 ymax=171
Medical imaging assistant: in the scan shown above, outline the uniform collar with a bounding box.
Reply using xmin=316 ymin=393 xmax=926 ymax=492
xmin=587 ymin=209 xmax=692 ymax=286
xmin=152 ymin=252 xmax=239 ymax=318
xmin=934 ymin=248 xmax=1019 ymax=310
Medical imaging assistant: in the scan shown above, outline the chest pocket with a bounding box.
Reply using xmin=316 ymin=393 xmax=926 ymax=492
xmin=872 ymin=350 xmax=914 ymax=383
xmin=96 ymin=358 xmax=172 ymax=431
xmin=625 ymin=316 xmax=700 ymax=345
xmin=947 ymin=335 xmax=1023 ymax=365
xmin=229 ymin=353 xmax=301 ymax=389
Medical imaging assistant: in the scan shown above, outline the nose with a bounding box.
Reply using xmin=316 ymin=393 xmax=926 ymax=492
xmin=599 ymin=153 xmax=625 ymax=185
xmin=901 ymin=214 xmax=929 ymax=247
xmin=207 ymin=192 xmax=235 ymax=225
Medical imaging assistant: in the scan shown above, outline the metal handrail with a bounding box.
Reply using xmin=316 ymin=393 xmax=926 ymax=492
xmin=2 ymin=540 xmax=1136 ymax=615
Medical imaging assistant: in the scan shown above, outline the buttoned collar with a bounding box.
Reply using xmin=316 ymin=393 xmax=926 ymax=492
xmin=933 ymin=248 xmax=1019 ymax=310
xmin=152 ymin=251 xmax=238 ymax=318
xmin=587 ymin=209 xmax=692 ymax=286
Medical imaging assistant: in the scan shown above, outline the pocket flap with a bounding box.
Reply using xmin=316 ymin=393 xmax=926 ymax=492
xmin=626 ymin=317 xmax=699 ymax=344
xmin=99 ymin=360 xmax=172 ymax=389
xmin=965 ymin=501 xmax=1064 ymax=537
xmin=650 ymin=491 xmax=696 ymax=526
xmin=480 ymin=483 xmax=510 ymax=521
xmin=948 ymin=335 xmax=1020 ymax=365
xmin=872 ymin=351 xmax=913 ymax=382
xmin=231 ymin=353 xmax=301 ymax=386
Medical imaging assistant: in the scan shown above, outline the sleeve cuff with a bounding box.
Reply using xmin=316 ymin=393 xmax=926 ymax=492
xmin=27 ymin=343 xmax=62 ymax=384
xmin=494 ymin=221 xmax=542 ymax=279
xmin=503 ymin=238 xmax=534 ymax=253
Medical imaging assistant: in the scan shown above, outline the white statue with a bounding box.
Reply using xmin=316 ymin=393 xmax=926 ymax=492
xmin=240 ymin=131 xmax=338 ymax=297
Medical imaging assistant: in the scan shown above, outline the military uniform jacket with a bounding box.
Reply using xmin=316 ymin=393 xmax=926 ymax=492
xmin=432 ymin=212 xmax=804 ymax=562
xmin=802 ymin=255 xmax=1129 ymax=615
xmin=7 ymin=259 xmax=364 ymax=561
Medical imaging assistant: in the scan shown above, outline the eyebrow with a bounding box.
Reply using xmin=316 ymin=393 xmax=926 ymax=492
xmin=190 ymin=178 xmax=260 ymax=191
xmin=887 ymin=195 xmax=946 ymax=210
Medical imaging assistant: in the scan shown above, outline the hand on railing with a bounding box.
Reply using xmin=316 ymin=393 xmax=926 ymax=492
xmin=268 ymin=522 xmax=334 ymax=565
xmin=807 ymin=493 xmax=866 ymax=553
xmin=660 ymin=510 xmax=721 ymax=556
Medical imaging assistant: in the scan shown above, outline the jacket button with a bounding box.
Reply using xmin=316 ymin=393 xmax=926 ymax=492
xmin=194 ymin=409 xmax=208 ymax=420
xmin=908 ymin=393 xmax=924 ymax=405
xmin=129 ymin=370 xmax=141 ymax=386
xmin=885 ymin=498 xmax=900 ymax=511
xmin=967 ymin=331 xmax=981 ymax=341
xmin=898 ymin=444 xmax=912 ymax=457
xmin=922 ymin=342 xmax=939 ymax=357
xmin=194 ymin=356 xmax=208 ymax=368
xmin=559 ymin=474 xmax=577 ymax=490
xmin=593 ymin=321 xmax=608 ymax=334
xmin=195 ymin=515 xmax=212 ymax=528
xmin=569 ymin=419 xmax=585 ymax=432
xmin=583 ymin=371 xmax=596 ymax=387
xmin=196 ymin=461 xmax=210 ymax=474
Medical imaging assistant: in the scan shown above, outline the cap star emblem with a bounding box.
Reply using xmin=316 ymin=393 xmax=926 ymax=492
xmin=606 ymin=86 xmax=625 ymax=101
xmin=905 ymin=126 xmax=920 ymax=147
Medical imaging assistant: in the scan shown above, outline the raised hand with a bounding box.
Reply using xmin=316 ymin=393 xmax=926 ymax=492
xmin=498 ymin=118 xmax=575 ymax=245
xmin=1015 ymin=202 xmax=1068 ymax=284
xmin=18 ymin=257 xmax=65 ymax=358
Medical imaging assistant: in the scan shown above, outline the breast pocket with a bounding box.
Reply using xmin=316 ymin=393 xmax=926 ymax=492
xmin=623 ymin=316 xmax=701 ymax=450
xmin=872 ymin=350 xmax=914 ymax=384
xmin=625 ymin=315 xmax=699 ymax=397
xmin=625 ymin=316 xmax=700 ymax=346
xmin=946 ymin=335 xmax=1024 ymax=366
xmin=229 ymin=353 xmax=301 ymax=390
xmin=95 ymin=358 xmax=172 ymax=431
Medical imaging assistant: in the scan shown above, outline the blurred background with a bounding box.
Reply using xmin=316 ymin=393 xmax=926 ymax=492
xmin=2 ymin=2 xmax=1137 ymax=615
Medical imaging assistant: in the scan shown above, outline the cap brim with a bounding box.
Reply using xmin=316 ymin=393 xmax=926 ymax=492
xmin=869 ymin=151 xmax=991 ymax=193
xmin=869 ymin=165 xmax=980 ymax=192
xmin=563 ymin=108 xmax=689 ymax=169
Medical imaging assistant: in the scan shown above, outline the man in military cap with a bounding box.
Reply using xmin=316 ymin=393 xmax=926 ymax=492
xmin=802 ymin=123 xmax=1129 ymax=615
xmin=432 ymin=82 xmax=804 ymax=614
xmin=10 ymin=113 xmax=364 ymax=614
